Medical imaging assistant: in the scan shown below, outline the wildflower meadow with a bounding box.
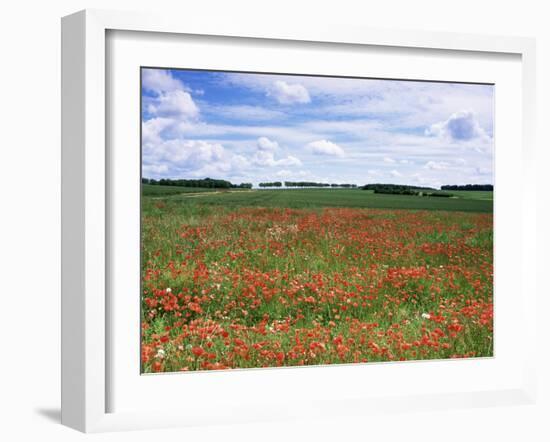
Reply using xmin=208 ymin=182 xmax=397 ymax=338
xmin=140 ymin=189 xmax=493 ymax=372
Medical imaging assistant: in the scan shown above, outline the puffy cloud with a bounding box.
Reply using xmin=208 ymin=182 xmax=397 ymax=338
xmin=142 ymin=68 xmax=199 ymax=120
xmin=383 ymin=157 xmax=396 ymax=163
xmin=148 ymin=89 xmax=199 ymax=119
xmin=142 ymin=69 xmax=185 ymax=93
xmin=426 ymin=110 xmax=488 ymax=142
xmin=257 ymin=136 xmax=279 ymax=151
xmin=142 ymin=117 xmax=174 ymax=148
xmin=306 ymin=140 xmax=345 ymax=157
xmin=142 ymin=139 xmax=250 ymax=179
xmin=269 ymin=80 xmax=310 ymax=104
xmin=251 ymin=136 xmax=301 ymax=167
xmin=252 ymin=150 xmax=301 ymax=167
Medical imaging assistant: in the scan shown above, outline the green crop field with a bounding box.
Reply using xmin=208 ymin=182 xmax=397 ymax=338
xmin=445 ymin=190 xmax=494 ymax=201
xmin=141 ymin=184 xmax=222 ymax=197
xmin=142 ymin=185 xmax=493 ymax=212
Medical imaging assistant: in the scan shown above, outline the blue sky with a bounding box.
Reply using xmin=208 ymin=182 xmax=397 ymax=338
xmin=141 ymin=68 xmax=494 ymax=188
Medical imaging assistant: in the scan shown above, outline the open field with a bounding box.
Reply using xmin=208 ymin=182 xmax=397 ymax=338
xmin=141 ymin=188 xmax=493 ymax=372
xmin=445 ymin=190 xmax=494 ymax=200
xmin=141 ymin=184 xmax=221 ymax=197
xmin=143 ymin=185 xmax=493 ymax=212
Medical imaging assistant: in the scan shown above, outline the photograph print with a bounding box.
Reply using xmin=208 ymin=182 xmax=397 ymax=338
xmin=140 ymin=67 xmax=494 ymax=373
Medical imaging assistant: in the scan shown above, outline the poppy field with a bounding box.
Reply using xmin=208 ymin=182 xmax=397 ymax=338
xmin=141 ymin=189 xmax=493 ymax=373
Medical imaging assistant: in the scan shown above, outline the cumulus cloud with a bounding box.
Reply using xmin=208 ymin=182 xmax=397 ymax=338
xmin=142 ymin=69 xmax=185 ymax=93
xmin=142 ymin=138 xmax=250 ymax=179
xmin=253 ymin=150 xmax=302 ymax=167
xmin=257 ymin=136 xmax=279 ymax=151
xmin=142 ymin=117 xmax=174 ymax=148
xmin=147 ymin=89 xmax=199 ymax=118
xmin=250 ymin=136 xmax=301 ymax=167
xmin=383 ymin=157 xmax=396 ymax=163
xmin=269 ymin=80 xmax=311 ymax=104
xmin=252 ymin=150 xmax=301 ymax=167
xmin=143 ymin=68 xmax=199 ymax=121
xmin=425 ymin=110 xmax=488 ymax=142
xmin=306 ymin=140 xmax=345 ymax=157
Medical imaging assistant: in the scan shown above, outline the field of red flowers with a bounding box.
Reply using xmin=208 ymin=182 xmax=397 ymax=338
xmin=141 ymin=198 xmax=493 ymax=373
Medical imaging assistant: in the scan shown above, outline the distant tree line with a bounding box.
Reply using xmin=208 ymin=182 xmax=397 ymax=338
xmin=142 ymin=177 xmax=252 ymax=189
xmin=259 ymin=181 xmax=282 ymax=187
xmin=361 ymin=183 xmax=452 ymax=197
xmin=330 ymin=183 xmax=358 ymax=188
xmin=441 ymin=184 xmax=493 ymax=191
xmin=362 ymin=183 xmax=435 ymax=192
xmin=283 ymin=181 xmax=358 ymax=188
xmin=285 ymin=181 xmax=330 ymax=188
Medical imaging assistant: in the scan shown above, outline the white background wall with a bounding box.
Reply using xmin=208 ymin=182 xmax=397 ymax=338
xmin=0 ymin=1 xmax=548 ymax=441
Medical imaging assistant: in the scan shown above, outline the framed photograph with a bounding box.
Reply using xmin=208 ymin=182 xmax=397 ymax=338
xmin=61 ymin=9 xmax=538 ymax=432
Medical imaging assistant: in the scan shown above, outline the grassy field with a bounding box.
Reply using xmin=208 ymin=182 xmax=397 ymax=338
xmin=141 ymin=184 xmax=221 ymax=196
xmin=141 ymin=186 xmax=493 ymax=372
xmin=143 ymin=185 xmax=493 ymax=212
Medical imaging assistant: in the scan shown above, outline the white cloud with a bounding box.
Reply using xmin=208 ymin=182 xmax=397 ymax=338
xmin=142 ymin=69 xmax=185 ymax=93
xmin=148 ymin=90 xmax=199 ymax=119
xmin=142 ymin=164 xmax=169 ymax=175
xmin=252 ymin=150 xmax=301 ymax=167
xmin=306 ymin=140 xmax=345 ymax=157
xmin=142 ymin=69 xmax=199 ymax=121
xmin=142 ymin=138 xmax=252 ymax=179
xmin=390 ymin=170 xmax=402 ymax=178
xmin=426 ymin=110 xmax=488 ymax=142
xmin=424 ymin=161 xmax=450 ymax=170
xmin=142 ymin=117 xmax=174 ymax=148
xmin=257 ymin=136 xmax=279 ymax=151
xmin=249 ymin=136 xmax=301 ymax=167
xmin=275 ymin=169 xmax=292 ymax=177
xmin=268 ymin=80 xmax=310 ymax=104
xmin=383 ymin=156 xmax=396 ymax=163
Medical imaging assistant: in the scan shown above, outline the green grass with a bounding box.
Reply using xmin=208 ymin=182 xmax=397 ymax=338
xmin=144 ymin=187 xmax=493 ymax=213
xmin=447 ymin=190 xmax=494 ymax=201
xmin=141 ymin=184 xmax=220 ymax=196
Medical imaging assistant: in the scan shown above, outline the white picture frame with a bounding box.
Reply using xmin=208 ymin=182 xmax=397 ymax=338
xmin=61 ymin=9 xmax=538 ymax=433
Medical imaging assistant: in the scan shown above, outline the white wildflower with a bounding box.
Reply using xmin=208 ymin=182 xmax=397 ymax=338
xmin=166 ymin=287 xmax=172 ymax=293
xmin=421 ymin=313 xmax=431 ymax=320
xmin=156 ymin=348 xmax=166 ymax=359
